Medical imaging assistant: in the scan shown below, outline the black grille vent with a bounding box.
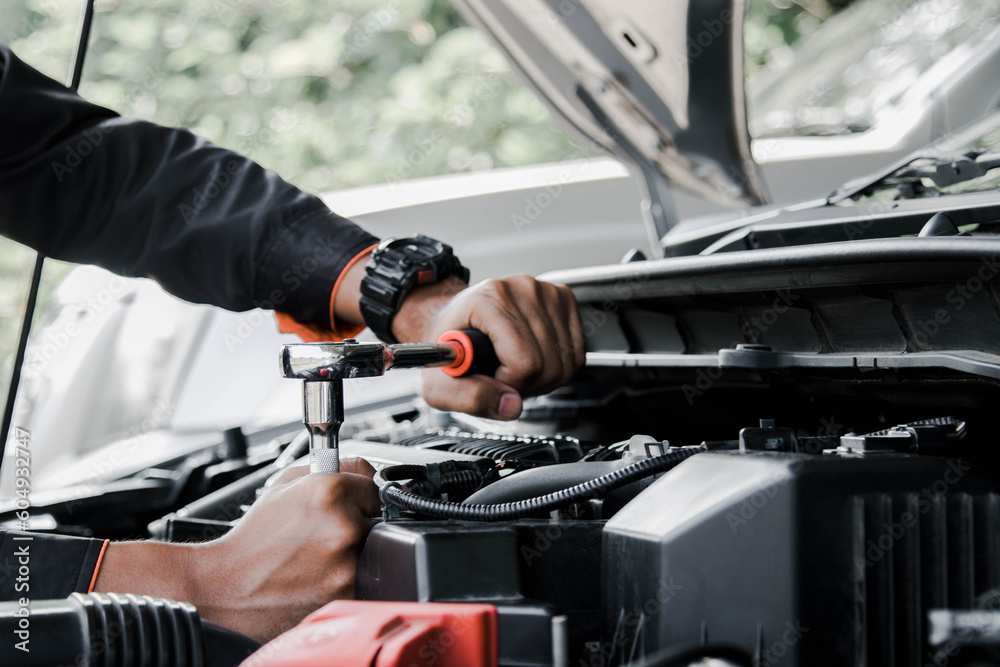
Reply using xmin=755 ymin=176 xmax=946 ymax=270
xmin=853 ymin=491 xmax=1000 ymax=666
xmin=393 ymin=429 xmax=585 ymax=463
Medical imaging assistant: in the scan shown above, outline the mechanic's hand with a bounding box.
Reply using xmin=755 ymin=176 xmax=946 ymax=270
xmin=187 ymin=457 xmax=379 ymax=642
xmin=92 ymin=458 xmax=379 ymax=643
xmin=393 ymin=274 xmax=585 ymax=420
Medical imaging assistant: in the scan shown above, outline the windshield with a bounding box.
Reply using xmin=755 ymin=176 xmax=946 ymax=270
xmin=0 ymin=241 xmax=38 ymax=417
xmin=746 ymin=0 xmax=1000 ymax=138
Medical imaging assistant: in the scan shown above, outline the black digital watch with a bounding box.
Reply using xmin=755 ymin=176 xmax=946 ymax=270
xmin=359 ymin=235 xmax=470 ymax=343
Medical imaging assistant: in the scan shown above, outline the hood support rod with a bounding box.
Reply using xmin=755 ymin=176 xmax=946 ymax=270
xmin=0 ymin=0 xmax=96 ymax=473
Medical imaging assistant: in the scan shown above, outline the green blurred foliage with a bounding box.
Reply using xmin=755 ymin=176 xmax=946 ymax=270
xmin=744 ymin=0 xmax=853 ymax=78
xmin=1 ymin=0 xmax=858 ymax=194
xmin=7 ymin=0 xmax=588 ymax=194
xmin=2 ymin=0 xmax=856 ymax=196
xmin=1 ymin=0 xmax=81 ymax=83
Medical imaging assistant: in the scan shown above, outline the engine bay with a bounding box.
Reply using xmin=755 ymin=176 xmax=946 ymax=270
xmin=5 ymin=235 xmax=1000 ymax=666
xmin=12 ymin=398 xmax=996 ymax=667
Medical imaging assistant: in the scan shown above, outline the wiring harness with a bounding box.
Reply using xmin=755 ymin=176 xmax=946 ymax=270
xmin=374 ymin=445 xmax=705 ymax=522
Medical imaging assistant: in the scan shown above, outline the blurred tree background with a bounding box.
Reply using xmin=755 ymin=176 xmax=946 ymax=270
xmin=4 ymin=0 xmax=589 ymax=194
xmin=1 ymin=0 xmax=856 ymax=196
xmin=744 ymin=0 xmax=853 ymax=78
xmin=1 ymin=0 xmax=863 ymax=197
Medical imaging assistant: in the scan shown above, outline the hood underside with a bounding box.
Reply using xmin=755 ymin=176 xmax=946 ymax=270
xmin=453 ymin=0 xmax=768 ymax=211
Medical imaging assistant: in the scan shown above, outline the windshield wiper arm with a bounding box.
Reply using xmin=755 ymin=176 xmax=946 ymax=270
xmin=829 ymin=149 xmax=1000 ymax=203
xmin=893 ymin=150 xmax=1000 ymax=188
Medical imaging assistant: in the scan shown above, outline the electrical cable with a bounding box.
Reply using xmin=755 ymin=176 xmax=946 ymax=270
xmin=380 ymin=460 xmax=490 ymax=499
xmin=374 ymin=446 xmax=704 ymax=521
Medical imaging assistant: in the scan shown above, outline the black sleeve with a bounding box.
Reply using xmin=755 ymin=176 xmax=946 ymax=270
xmin=0 ymin=530 xmax=105 ymax=601
xmin=0 ymin=44 xmax=378 ymax=330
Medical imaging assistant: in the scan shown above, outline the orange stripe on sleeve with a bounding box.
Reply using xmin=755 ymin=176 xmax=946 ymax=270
xmin=87 ymin=539 xmax=110 ymax=593
xmin=328 ymin=243 xmax=378 ymax=338
xmin=275 ymin=243 xmax=378 ymax=343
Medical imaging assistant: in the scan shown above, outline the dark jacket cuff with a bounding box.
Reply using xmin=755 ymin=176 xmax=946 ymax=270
xmin=255 ymin=208 xmax=379 ymax=330
xmin=0 ymin=530 xmax=106 ymax=601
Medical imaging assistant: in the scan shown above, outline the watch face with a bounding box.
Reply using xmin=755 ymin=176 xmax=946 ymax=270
xmin=384 ymin=236 xmax=444 ymax=260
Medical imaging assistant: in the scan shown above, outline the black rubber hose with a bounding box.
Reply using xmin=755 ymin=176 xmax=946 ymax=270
xmin=0 ymin=593 xmax=259 ymax=667
xmin=463 ymin=460 xmax=637 ymax=504
xmin=376 ymin=446 xmax=704 ymax=521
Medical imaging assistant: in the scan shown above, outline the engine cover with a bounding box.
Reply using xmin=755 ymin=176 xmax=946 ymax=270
xmin=603 ymin=451 xmax=1000 ymax=667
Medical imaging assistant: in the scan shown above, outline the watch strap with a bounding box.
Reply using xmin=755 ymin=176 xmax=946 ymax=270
xmin=360 ymin=275 xmax=403 ymax=343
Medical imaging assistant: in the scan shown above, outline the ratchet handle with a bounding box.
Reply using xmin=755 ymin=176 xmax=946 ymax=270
xmin=439 ymin=329 xmax=501 ymax=378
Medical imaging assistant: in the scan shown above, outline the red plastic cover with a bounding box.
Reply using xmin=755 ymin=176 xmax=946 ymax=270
xmin=242 ymin=600 xmax=498 ymax=667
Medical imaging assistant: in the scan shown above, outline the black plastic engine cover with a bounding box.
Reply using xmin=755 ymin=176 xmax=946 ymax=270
xmin=357 ymin=520 xmax=603 ymax=666
xmin=603 ymin=451 xmax=1000 ymax=667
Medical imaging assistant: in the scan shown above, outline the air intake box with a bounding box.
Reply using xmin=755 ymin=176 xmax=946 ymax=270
xmin=603 ymin=451 xmax=1000 ymax=666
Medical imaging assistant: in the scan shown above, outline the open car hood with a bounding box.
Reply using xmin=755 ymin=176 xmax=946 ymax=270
xmin=453 ymin=0 xmax=768 ymax=229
